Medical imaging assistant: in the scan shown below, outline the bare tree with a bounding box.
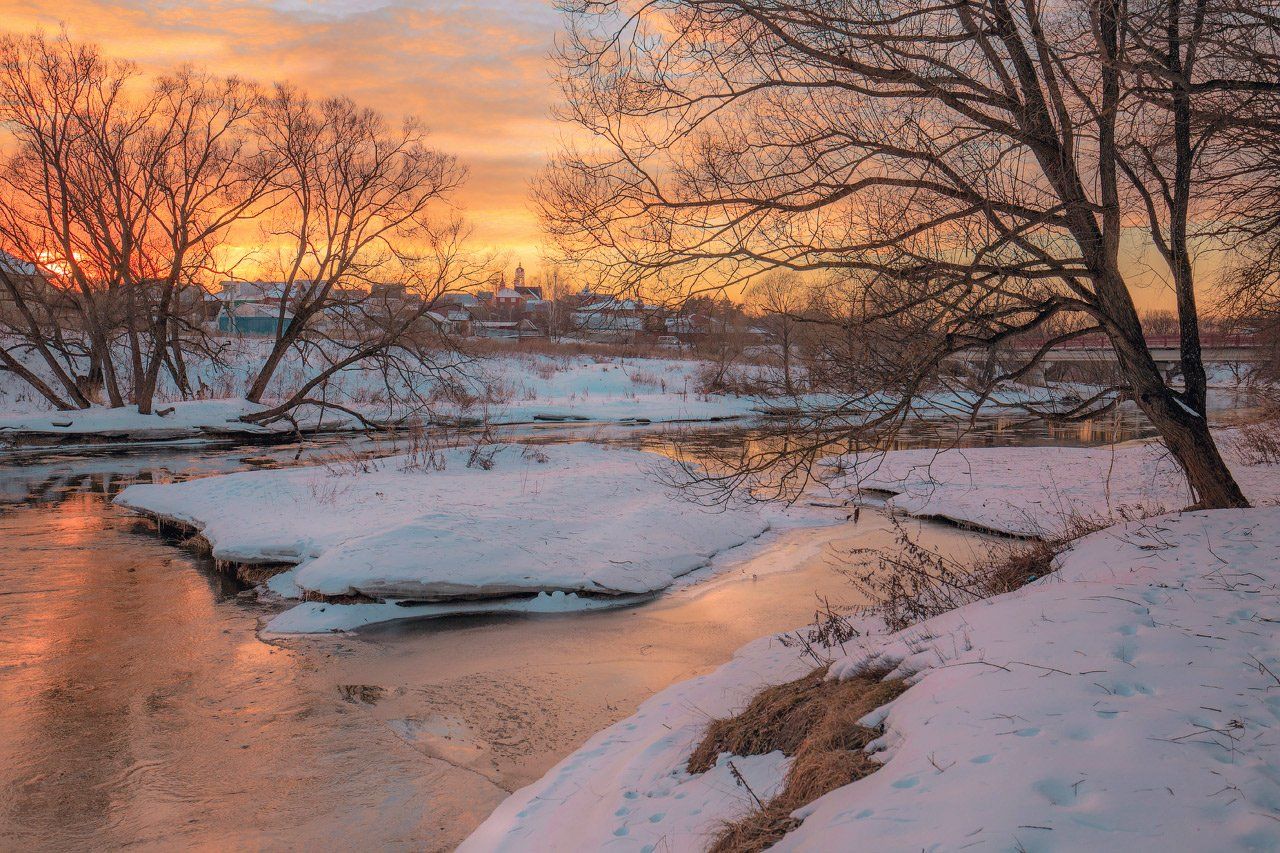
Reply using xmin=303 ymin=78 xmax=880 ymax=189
xmin=237 ymin=86 xmax=476 ymax=423
xmin=539 ymin=263 xmax=577 ymax=340
xmin=126 ymin=69 xmax=280 ymax=412
xmin=536 ymin=0 xmax=1280 ymax=508
xmin=0 ymin=32 xmax=275 ymax=413
xmin=1217 ymin=246 xmax=1280 ymax=400
xmin=0 ymin=31 xmax=134 ymax=409
xmin=745 ymin=271 xmax=810 ymax=394
xmin=0 ymin=32 xmax=481 ymax=426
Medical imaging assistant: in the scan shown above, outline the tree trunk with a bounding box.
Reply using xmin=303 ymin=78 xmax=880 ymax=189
xmin=247 ymin=300 xmax=312 ymax=403
xmin=128 ymin=324 xmax=149 ymax=414
xmin=136 ymin=354 xmax=161 ymax=416
xmin=0 ymin=349 xmax=77 ymax=410
xmin=1144 ymin=395 xmax=1248 ymax=508
xmin=167 ymin=334 xmax=192 ymax=399
xmin=0 ymin=275 xmax=92 ymax=408
xmin=1108 ymin=316 xmax=1249 ymax=508
xmin=246 ymin=338 xmax=291 ymax=403
xmin=781 ymin=328 xmax=793 ymax=395
xmin=86 ymin=322 xmax=125 ymax=408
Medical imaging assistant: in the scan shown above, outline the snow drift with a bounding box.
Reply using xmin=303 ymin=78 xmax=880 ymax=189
xmin=114 ymin=444 xmax=770 ymax=630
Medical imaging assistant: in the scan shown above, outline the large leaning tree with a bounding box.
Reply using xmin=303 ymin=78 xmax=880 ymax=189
xmin=538 ymin=0 xmax=1280 ymax=509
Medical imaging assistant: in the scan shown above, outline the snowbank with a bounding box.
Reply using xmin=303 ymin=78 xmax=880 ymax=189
xmin=468 ymin=354 xmax=760 ymax=424
xmin=114 ymin=444 xmax=771 ymax=631
xmin=827 ymin=435 xmax=1280 ymax=537
xmin=1 ymin=342 xmax=1185 ymax=444
xmin=465 ymin=506 xmax=1280 ymax=851
xmin=0 ymin=345 xmax=763 ymax=439
xmin=0 ymin=399 xmax=287 ymax=442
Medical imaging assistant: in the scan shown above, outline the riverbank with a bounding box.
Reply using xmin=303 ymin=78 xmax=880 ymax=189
xmin=464 ymin=431 xmax=1280 ymax=850
xmin=0 ymin=349 xmax=763 ymax=447
xmin=8 ymin=342 xmax=1250 ymax=448
xmin=826 ymin=426 xmax=1280 ymax=537
xmin=0 ymin=436 xmax=991 ymax=850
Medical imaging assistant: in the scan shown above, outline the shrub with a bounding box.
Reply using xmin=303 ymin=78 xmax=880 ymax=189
xmin=1231 ymin=415 xmax=1280 ymax=466
xmin=844 ymin=517 xmax=1059 ymax=633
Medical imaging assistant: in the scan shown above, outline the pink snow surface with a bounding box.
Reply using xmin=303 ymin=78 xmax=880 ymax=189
xmin=465 ymin=434 xmax=1280 ymax=851
xmin=826 ymin=434 xmax=1280 ymax=537
xmin=466 ymin=506 xmax=1280 ymax=851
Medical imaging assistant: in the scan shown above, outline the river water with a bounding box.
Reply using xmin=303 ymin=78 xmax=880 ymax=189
xmin=0 ymin=400 xmax=1252 ymax=850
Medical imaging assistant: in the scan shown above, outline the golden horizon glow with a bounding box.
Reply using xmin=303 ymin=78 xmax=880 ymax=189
xmin=0 ymin=2 xmax=1204 ymax=310
xmin=0 ymin=1 xmax=557 ymax=275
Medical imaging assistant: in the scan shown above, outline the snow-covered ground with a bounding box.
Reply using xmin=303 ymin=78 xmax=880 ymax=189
xmin=0 ymin=398 xmax=365 ymax=442
xmin=114 ymin=443 xmax=783 ymax=633
xmin=9 ymin=335 xmax=1258 ymax=444
xmin=0 ymin=340 xmax=762 ymax=441
xmin=461 ymin=352 xmax=758 ymax=424
xmin=467 ymin=505 xmax=1280 ymax=851
xmin=825 ymin=432 xmax=1280 ymax=537
xmin=464 ymin=439 xmax=1280 ymax=851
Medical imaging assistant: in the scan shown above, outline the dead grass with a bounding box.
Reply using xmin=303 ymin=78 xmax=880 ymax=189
xmin=1231 ymin=414 xmax=1280 ymax=466
xmin=687 ymin=664 xmax=907 ymax=853
xmin=844 ymin=517 xmax=1076 ymax=634
xmin=236 ymin=563 xmax=292 ymax=586
xmin=981 ymin=539 xmax=1060 ymax=596
xmin=686 ymin=527 xmax=1063 ymax=851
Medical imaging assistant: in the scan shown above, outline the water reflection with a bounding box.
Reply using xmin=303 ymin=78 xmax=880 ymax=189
xmin=0 ymin=399 xmax=1258 ymax=849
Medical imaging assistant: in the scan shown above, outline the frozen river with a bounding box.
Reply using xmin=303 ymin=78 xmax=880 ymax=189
xmin=0 ymin=403 xmax=1250 ymax=849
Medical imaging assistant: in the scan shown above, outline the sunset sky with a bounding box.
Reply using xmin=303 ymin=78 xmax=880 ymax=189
xmin=0 ymin=1 xmax=1204 ymax=309
xmin=0 ymin=0 xmax=562 ymax=270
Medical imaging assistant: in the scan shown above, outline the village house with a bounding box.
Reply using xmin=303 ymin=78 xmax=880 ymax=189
xmin=571 ymin=290 xmax=659 ymax=340
xmin=488 ymin=264 xmax=544 ymax=315
xmin=217 ymin=280 xmax=294 ymax=308
xmin=216 ymin=281 xmax=296 ymax=336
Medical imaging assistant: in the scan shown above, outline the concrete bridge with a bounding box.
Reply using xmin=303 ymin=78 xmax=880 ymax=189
xmin=1025 ymin=337 xmax=1261 ymax=383
xmin=949 ymin=334 xmax=1262 ymax=384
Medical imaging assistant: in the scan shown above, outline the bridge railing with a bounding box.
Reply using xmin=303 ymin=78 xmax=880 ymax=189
xmin=1011 ymin=332 xmax=1258 ymax=351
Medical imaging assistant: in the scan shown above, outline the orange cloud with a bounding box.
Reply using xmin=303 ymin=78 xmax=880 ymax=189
xmin=0 ymin=3 xmax=1203 ymax=310
xmin=0 ymin=0 xmax=561 ymax=268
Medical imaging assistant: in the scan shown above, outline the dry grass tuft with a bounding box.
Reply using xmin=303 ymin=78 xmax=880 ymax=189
xmin=236 ymin=563 xmax=292 ymax=586
xmin=981 ymin=539 xmax=1060 ymax=597
xmin=845 ymin=517 xmax=1062 ymax=633
xmin=1232 ymin=415 xmax=1280 ymax=466
xmin=687 ymin=665 xmax=907 ymax=853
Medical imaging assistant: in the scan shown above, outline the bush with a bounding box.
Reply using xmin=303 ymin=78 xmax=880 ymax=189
xmin=844 ymin=517 xmax=1059 ymax=633
xmin=1231 ymin=415 xmax=1280 ymax=466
